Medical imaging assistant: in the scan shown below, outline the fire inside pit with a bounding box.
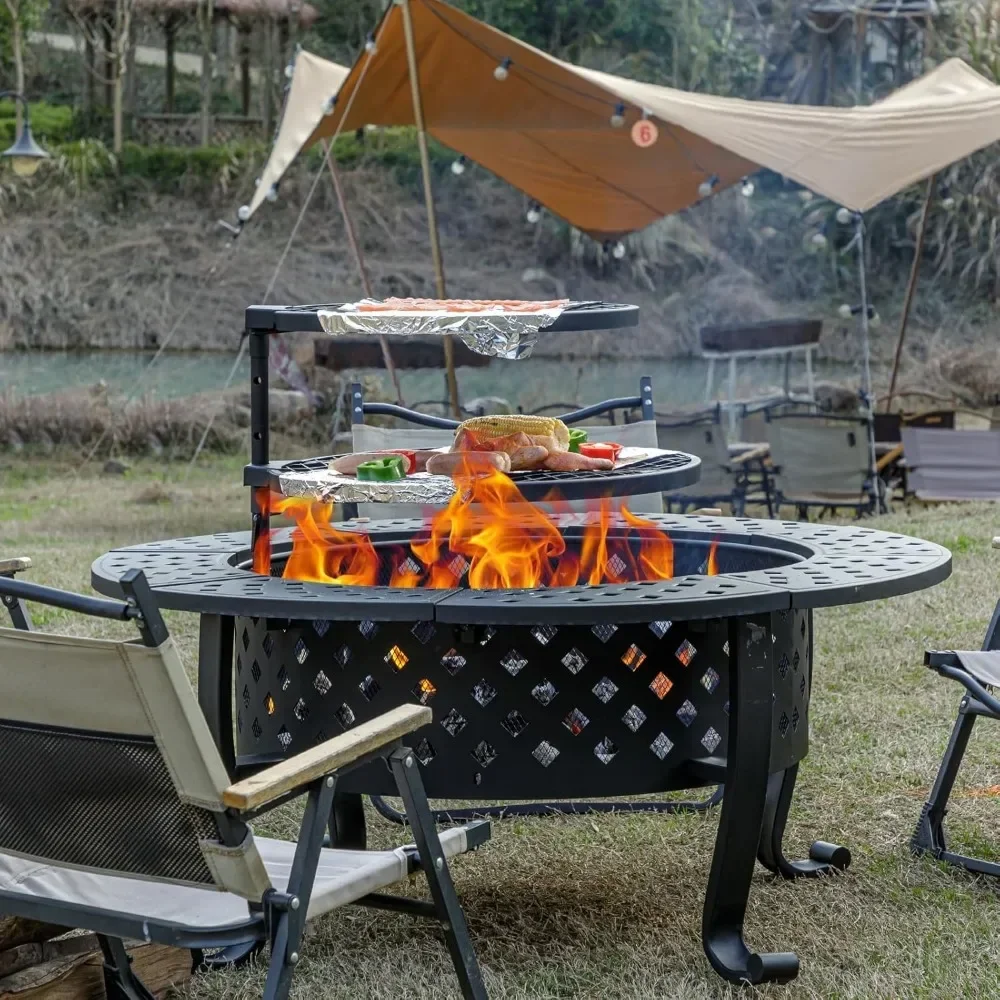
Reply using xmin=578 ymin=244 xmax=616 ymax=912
xmin=256 ymin=466 xmax=801 ymax=589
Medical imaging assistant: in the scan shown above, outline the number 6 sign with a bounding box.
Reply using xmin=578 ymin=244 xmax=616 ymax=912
xmin=631 ymin=119 xmax=659 ymax=148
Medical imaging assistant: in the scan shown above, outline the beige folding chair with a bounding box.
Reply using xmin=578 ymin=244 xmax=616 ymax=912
xmin=766 ymin=414 xmax=879 ymax=519
xmin=901 ymin=427 xmax=1000 ymax=502
xmin=0 ymin=570 xmax=490 ymax=1000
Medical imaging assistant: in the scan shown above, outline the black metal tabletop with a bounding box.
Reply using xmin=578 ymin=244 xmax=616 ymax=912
xmin=246 ymin=449 xmax=702 ymax=503
xmin=245 ymin=301 xmax=639 ymax=336
xmin=92 ymin=515 xmax=951 ymax=625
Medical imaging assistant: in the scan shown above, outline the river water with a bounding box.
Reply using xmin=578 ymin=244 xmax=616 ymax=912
xmin=0 ymin=350 xmax=863 ymax=411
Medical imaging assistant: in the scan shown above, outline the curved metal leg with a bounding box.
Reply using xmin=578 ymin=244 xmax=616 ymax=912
xmin=757 ymin=764 xmax=851 ymax=878
xmin=199 ymin=941 xmax=263 ymax=970
xmin=369 ymin=787 xmax=724 ymax=826
xmin=702 ymin=615 xmax=799 ymax=985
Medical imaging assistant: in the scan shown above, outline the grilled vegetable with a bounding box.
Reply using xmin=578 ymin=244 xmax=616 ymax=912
xmin=568 ymin=428 xmax=589 ymax=453
xmin=454 ymin=414 xmax=570 ymax=452
xmin=356 ymin=455 xmax=407 ymax=481
xmin=331 ymin=451 xmax=413 ymax=476
xmin=578 ymin=442 xmax=622 ymax=462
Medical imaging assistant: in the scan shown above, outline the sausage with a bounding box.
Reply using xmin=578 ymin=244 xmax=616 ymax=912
xmin=509 ymin=445 xmax=549 ymax=471
xmin=426 ymin=451 xmax=510 ymax=476
xmin=330 ymin=451 xmax=413 ymax=476
xmin=542 ymin=451 xmax=614 ymax=472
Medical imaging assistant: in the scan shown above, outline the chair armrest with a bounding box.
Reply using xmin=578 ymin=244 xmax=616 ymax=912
xmin=222 ymin=703 xmax=431 ymax=811
xmin=729 ymin=445 xmax=769 ymax=467
xmin=0 ymin=557 xmax=31 ymax=576
xmin=875 ymin=443 xmax=904 ymax=474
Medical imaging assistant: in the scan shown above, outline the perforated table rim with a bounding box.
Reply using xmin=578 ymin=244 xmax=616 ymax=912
xmin=91 ymin=516 xmax=952 ymax=625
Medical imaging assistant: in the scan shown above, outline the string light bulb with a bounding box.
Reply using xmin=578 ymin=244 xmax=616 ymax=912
xmin=526 ymin=201 xmax=542 ymax=224
xmin=610 ymin=103 xmax=626 ymax=128
xmin=265 ymin=184 xmax=279 ymax=203
xmin=494 ymin=57 xmax=512 ymax=81
xmin=740 ymin=177 xmax=755 ymax=197
xmin=835 ymin=206 xmax=853 ymax=225
xmin=940 ymin=185 xmax=956 ymax=210
xmin=838 ymin=303 xmax=853 ymax=318
xmin=284 ymin=62 xmax=294 ymax=79
xmin=612 ymin=240 xmax=627 ymax=259
xmin=810 ymin=231 xmax=828 ymax=249
xmin=322 ymin=94 xmax=337 ymax=116
xmin=364 ymin=33 xmax=377 ymax=54
xmin=237 ymin=205 xmax=250 ymax=222
xmin=698 ymin=174 xmax=719 ymax=198
xmin=451 ymin=155 xmax=467 ymax=176
xmin=798 ymin=189 xmax=814 ymax=203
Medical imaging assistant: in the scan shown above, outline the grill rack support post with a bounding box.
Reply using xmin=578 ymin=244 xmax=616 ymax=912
xmin=249 ymin=324 xmax=272 ymax=573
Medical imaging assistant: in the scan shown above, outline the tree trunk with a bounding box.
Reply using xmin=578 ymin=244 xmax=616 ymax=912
xmin=239 ymin=24 xmax=251 ymax=116
xmin=125 ymin=10 xmax=137 ymax=127
xmin=199 ymin=0 xmax=215 ymax=146
xmin=10 ymin=9 xmax=25 ymax=135
xmin=164 ymin=16 xmax=176 ymax=113
xmin=103 ymin=17 xmax=114 ymax=108
xmin=262 ymin=18 xmax=275 ymax=136
xmin=112 ymin=0 xmax=126 ymax=152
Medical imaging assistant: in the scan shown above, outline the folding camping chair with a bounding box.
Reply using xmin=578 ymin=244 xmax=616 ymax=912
xmin=0 ymin=569 xmax=491 ymax=1000
xmin=912 ymin=569 xmax=1000 ymax=878
xmin=347 ymin=377 xmax=663 ymax=519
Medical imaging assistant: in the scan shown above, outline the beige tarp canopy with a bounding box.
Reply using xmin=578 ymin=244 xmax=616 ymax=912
xmin=246 ymin=0 xmax=1000 ymax=237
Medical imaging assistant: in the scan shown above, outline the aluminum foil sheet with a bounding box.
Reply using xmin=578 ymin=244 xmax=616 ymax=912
xmin=276 ymin=448 xmax=659 ymax=504
xmin=316 ymin=301 xmax=570 ymax=360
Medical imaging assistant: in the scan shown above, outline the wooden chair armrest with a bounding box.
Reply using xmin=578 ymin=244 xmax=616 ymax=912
xmin=223 ymin=703 xmax=431 ymax=811
xmin=875 ymin=443 xmax=904 ymax=474
xmin=729 ymin=445 xmax=769 ymax=466
xmin=0 ymin=557 xmax=31 ymax=576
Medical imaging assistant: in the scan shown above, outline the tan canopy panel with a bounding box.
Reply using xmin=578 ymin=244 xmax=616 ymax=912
xmin=245 ymin=0 xmax=1000 ymax=237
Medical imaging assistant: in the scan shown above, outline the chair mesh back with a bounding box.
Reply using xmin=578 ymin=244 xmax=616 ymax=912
xmin=0 ymin=720 xmax=218 ymax=884
xmin=659 ymin=422 xmax=733 ymax=499
xmin=768 ymin=418 xmax=868 ymax=498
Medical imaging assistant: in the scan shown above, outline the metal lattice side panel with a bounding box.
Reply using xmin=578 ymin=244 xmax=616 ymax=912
xmin=768 ymin=609 xmax=811 ymax=772
xmin=234 ymin=615 xmax=755 ymax=799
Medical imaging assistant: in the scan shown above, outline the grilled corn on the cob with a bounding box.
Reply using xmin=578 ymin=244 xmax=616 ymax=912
xmin=455 ymin=414 xmax=570 ymax=451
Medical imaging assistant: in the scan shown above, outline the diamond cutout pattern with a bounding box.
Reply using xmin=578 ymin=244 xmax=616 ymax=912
xmin=294 ymin=638 xmax=309 ymax=665
xmin=251 ymin=717 xmax=261 ymax=739
xmin=778 ymin=653 xmax=790 ymax=679
xmin=471 ymin=679 xmax=497 ymax=708
xmin=649 ymin=620 xmax=672 ymax=639
xmin=277 ymin=726 xmax=292 ymax=750
xmin=562 ymin=648 xmax=588 ymax=674
xmin=531 ymin=680 xmax=557 ymax=706
xmin=676 ymin=699 xmax=698 ymax=727
xmin=622 ymin=705 xmax=646 ymax=732
xmin=411 ymin=621 xmax=436 ymax=645
xmin=314 ymin=670 xmax=332 ymax=695
xmin=471 ymin=740 xmax=497 ymax=768
xmin=263 ymin=692 xmax=276 ymax=716
xmin=621 ymin=644 xmax=647 ymax=671
xmin=251 ymin=660 xmax=262 ymax=684
xmin=293 ymin=698 xmax=309 ymax=722
xmin=533 ymin=741 xmax=560 ymax=767
xmin=441 ymin=649 xmax=467 ymax=675
xmin=335 ymin=644 xmax=351 ymax=668
xmin=594 ymin=737 xmax=619 ymax=765
xmin=385 ymin=645 xmax=408 ymax=670
xmin=700 ymin=667 xmax=720 ymax=694
xmin=563 ymin=708 xmax=590 ymax=735
xmin=359 ymin=675 xmax=380 ymax=701
xmin=441 ymin=708 xmax=468 ymax=737
xmin=501 ymin=650 xmax=528 ymax=676
xmin=501 ymin=710 xmax=528 ymax=738
xmin=479 ymin=626 xmax=496 ymax=645
xmin=334 ymin=703 xmax=355 ymax=730
xmin=778 ymin=711 xmax=790 ymax=737
xmin=262 ymin=632 xmax=274 ymax=658
xmin=313 ymin=619 xmax=331 ymax=637
xmin=649 ymin=672 xmax=673 ymax=700
xmin=592 ymin=677 xmax=618 ymax=704
xmin=412 ymin=678 xmax=436 ymax=705
xmin=701 ymin=727 xmax=722 ymax=753
xmin=592 ymin=624 xmax=618 ymax=643
xmin=277 ymin=665 xmax=290 ymax=691
xmin=414 ymin=738 xmax=436 ymax=765
xmin=675 ymin=640 xmax=696 ymax=666
xmin=358 ymin=621 xmax=379 ymax=639
xmin=650 ymin=732 xmax=674 ymax=759
xmin=532 ymin=625 xmax=558 ymax=646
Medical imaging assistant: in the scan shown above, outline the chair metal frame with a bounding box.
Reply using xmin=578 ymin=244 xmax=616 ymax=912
xmin=912 ymin=599 xmax=1000 ymax=878
xmin=0 ymin=568 xmax=490 ymax=1000
xmin=342 ymin=381 xmax=724 ymax=827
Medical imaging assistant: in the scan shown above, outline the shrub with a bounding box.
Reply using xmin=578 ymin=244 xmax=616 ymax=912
xmin=0 ymin=100 xmax=76 ymax=144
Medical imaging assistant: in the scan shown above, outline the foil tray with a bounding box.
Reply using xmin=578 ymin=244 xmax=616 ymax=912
xmin=316 ymin=301 xmax=570 ymax=360
xmin=276 ymin=447 xmax=661 ymax=504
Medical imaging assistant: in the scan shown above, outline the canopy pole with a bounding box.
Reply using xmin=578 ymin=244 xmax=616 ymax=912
xmin=322 ymin=140 xmax=405 ymax=406
xmin=885 ymin=173 xmax=935 ymax=414
xmin=398 ymin=0 xmax=461 ymax=419
xmin=854 ymin=214 xmax=882 ymax=515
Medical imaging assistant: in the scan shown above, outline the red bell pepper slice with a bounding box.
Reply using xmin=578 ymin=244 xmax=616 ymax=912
xmin=578 ymin=442 xmax=622 ymax=462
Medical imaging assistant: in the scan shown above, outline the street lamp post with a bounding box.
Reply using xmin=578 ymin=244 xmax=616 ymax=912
xmin=0 ymin=91 xmax=50 ymax=178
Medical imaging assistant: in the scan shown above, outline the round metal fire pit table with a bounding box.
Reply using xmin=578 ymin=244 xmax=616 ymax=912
xmin=93 ymin=514 xmax=950 ymax=986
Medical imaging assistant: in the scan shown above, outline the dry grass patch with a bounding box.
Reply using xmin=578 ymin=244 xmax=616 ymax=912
xmin=2 ymin=456 xmax=1000 ymax=997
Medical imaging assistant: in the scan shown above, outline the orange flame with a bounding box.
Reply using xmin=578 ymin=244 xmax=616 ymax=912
xmin=261 ymin=461 xmax=721 ymax=589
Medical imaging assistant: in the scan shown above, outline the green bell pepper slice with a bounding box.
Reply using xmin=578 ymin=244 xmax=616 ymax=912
xmin=356 ymin=455 xmax=406 ymax=481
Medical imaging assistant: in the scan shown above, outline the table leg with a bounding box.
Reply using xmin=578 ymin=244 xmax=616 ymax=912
xmin=702 ymin=615 xmax=799 ymax=985
xmin=198 ymin=614 xmax=236 ymax=777
xmin=757 ymin=763 xmax=851 ymax=878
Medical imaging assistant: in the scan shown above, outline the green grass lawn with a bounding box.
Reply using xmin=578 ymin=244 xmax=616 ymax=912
xmin=2 ymin=455 xmax=1000 ymax=998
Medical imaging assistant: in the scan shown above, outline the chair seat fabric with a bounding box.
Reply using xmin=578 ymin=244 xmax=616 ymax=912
xmin=956 ymin=650 xmax=1000 ymax=688
xmin=0 ymin=827 xmax=472 ymax=930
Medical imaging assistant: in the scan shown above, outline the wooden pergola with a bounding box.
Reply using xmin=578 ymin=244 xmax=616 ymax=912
xmin=74 ymin=0 xmax=318 ymax=144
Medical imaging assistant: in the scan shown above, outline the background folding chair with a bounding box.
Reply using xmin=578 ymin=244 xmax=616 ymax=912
xmin=0 ymin=571 xmax=491 ymax=1000
xmin=0 ymin=556 xmax=32 ymax=630
xmin=912 ymin=597 xmax=1000 ymax=877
